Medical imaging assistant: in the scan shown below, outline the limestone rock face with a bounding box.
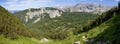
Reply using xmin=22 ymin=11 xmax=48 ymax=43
xmin=25 ymin=8 xmax=63 ymax=23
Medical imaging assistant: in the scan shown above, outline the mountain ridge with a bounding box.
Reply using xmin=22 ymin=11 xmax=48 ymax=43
xmin=14 ymin=3 xmax=113 ymax=24
xmin=54 ymin=3 xmax=113 ymax=13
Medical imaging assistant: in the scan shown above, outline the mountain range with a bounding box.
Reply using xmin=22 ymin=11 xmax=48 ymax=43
xmin=14 ymin=3 xmax=113 ymax=24
xmin=54 ymin=3 xmax=113 ymax=13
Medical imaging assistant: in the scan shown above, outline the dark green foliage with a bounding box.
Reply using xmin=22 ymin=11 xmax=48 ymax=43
xmin=93 ymin=6 xmax=120 ymax=44
xmin=0 ymin=6 xmax=36 ymax=39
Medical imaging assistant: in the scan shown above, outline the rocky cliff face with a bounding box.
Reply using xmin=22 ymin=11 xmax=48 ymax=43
xmin=16 ymin=7 xmax=63 ymax=23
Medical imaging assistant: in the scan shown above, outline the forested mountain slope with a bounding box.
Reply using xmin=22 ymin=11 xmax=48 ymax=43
xmin=26 ymin=12 xmax=99 ymax=39
xmin=92 ymin=6 xmax=120 ymax=44
xmin=0 ymin=6 xmax=41 ymax=44
xmin=0 ymin=6 xmax=33 ymax=38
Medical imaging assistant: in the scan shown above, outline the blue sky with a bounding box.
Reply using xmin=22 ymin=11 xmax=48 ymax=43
xmin=0 ymin=0 xmax=119 ymax=10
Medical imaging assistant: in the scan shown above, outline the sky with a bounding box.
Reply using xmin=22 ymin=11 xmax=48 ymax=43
xmin=0 ymin=0 xmax=120 ymax=10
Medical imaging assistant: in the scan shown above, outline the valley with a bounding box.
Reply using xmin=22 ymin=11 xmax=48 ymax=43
xmin=0 ymin=1 xmax=120 ymax=44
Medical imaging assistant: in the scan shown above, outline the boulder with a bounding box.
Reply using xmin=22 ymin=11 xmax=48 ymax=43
xmin=75 ymin=41 xmax=80 ymax=44
xmin=40 ymin=38 xmax=49 ymax=42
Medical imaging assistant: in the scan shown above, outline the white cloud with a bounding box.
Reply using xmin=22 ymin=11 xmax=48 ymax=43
xmin=4 ymin=0 xmax=56 ymax=10
xmin=5 ymin=0 xmax=18 ymax=5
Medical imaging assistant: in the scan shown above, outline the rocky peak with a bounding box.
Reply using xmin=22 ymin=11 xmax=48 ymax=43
xmin=55 ymin=3 xmax=113 ymax=13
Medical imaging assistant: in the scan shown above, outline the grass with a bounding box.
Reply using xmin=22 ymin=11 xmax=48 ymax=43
xmin=0 ymin=35 xmax=40 ymax=44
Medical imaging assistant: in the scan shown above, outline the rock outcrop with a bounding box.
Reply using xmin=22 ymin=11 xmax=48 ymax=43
xmin=40 ymin=38 xmax=49 ymax=42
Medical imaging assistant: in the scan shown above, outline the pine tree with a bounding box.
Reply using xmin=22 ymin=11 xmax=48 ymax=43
xmin=118 ymin=1 xmax=120 ymax=9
